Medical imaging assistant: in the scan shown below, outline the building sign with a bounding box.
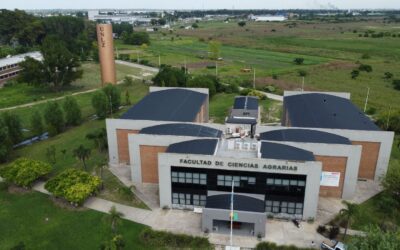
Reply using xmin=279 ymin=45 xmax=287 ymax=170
xmin=320 ymin=172 xmax=340 ymax=187
xmin=178 ymin=159 xmax=298 ymax=172
xmin=99 ymin=26 xmax=106 ymax=48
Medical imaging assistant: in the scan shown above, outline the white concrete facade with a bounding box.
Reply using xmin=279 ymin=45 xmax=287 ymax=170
xmin=158 ymin=153 xmax=322 ymax=220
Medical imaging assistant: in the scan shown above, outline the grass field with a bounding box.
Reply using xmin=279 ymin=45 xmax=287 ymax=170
xmin=0 ymin=62 xmax=151 ymax=109
xmin=0 ymin=188 xmax=151 ymax=250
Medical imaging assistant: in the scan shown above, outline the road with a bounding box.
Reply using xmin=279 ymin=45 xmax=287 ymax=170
xmin=115 ymin=60 xmax=160 ymax=73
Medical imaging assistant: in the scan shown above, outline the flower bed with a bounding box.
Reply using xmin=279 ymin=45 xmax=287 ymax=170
xmin=45 ymin=168 xmax=101 ymax=206
xmin=0 ymin=158 xmax=52 ymax=188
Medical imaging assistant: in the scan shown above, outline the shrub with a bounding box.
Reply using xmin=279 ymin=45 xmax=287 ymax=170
xmin=187 ymin=75 xmax=218 ymax=97
xmin=264 ymin=85 xmax=276 ymax=93
xmin=358 ymin=64 xmax=373 ymax=72
xmin=384 ymin=72 xmax=393 ymax=80
xmin=256 ymin=242 xmax=313 ymax=250
xmin=317 ymin=225 xmax=327 ymax=234
xmin=30 ymin=110 xmax=44 ymax=136
xmin=247 ymin=90 xmax=266 ymax=100
xmin=139 ymin=228 xmax=212 ymax=249
xmin=328 ymin=226 xmax=340 ymax=239
xmin=45 ymin=168 xmax=101 ymax=205
xmin=122 ymin=32 xmax=150 ymax=45
xmin=0 ymin=158 xmax=52 ymax=188
xmin=192 ymin=23 xmax=199 ymax=29
xmin=297 ymin=69 xmax=307 ymax=77
xmin=293 ymin=58 xmax=304 ymax=65
xmin=1 ymin=112 xmax=23 ymax=144
xmin=351 ymin=69 xmax=360 ymax=79
xmin=392 ymin=79 xmax=400 ymax=90
xmin=238 ymin=21 xmax=246 ymax=27
xmin=102 ymin=84 xmax=121 ymax=114
xmin=361 ymin=53 xmax=370 ymax=59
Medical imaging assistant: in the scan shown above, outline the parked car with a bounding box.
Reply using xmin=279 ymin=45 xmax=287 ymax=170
xmin=321 ymin=240 xmax=347 ymax=250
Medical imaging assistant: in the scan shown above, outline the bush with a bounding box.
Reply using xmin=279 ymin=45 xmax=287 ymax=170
xmin=45 ymin=168 xmax=101 ymax=205
xmin=247 ymin=90 xmax=266 ymax=100
xmin=0 ymin=118 xmax=12 ymax=163
xmin=139 ymin=228 xmax=212 ymax=249
xmin=384 ymin=72 xmax=393 ymax=80
xmin=102 ymin=84 xmax=121 ymax=114
xmin=192 ymin=23 xmax=199 ymax=29
xmin=152 ymin=65 xmax=187 ymax=87
xmin=358 ymin=64 xmax=373 ymax=72
xmin=122 ymin=32 xmax=150 ymax=45
xmin=1 ymin=112 xmax=23 ymax=144
xmin=392 ymin=79 xmax=400 ymax=90
xmin=351 ymin=69 xmax=360 ymax=79
xmin=317 ymin=225 xmax=327 ymax=234
xmin=328 ymin=226 xmax=340 ymax=239
xmin=238 ymin=21 xmax=246 ymax=27
xmin=297 ymin=69 xmax=307 ymax=77
xmin=264 ymin=85 xmax=276 ymax=93
xmin=256 ymin=242 xmax=313 ymax=250
xmin=30 ymin=110 xmax=44 ymax=136
xmin=0 ymin=158 xmax=52 ymax=188
xmin=293 ymin=58 xmax=304 ymax=65
xmin=187 ymin=75 xmax=219 ymax=97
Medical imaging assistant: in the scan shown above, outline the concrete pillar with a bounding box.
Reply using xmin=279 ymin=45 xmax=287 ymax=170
xmin=96 ymin=23 xmax=116 ymax=85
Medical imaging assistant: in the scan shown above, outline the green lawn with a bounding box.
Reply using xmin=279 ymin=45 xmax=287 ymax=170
xmin=0 ymin=62 xmax=152 ymax=109
xmin=0 ymin=188 xmax=149 ymax=250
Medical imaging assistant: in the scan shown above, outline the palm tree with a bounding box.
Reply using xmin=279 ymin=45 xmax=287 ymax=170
xmin=109 ymin=206 xmax=124 ymax=234
xmin=73 ymin=144 xmax=91 ymax=170
xmin=340 ymin=201 xmax=358 ymax=240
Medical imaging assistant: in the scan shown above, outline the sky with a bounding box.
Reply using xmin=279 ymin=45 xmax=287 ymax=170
xmin=0 ymin=0 xmax=399 ymax=10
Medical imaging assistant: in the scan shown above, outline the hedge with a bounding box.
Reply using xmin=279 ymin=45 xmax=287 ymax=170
xmin=0 ymin=158 xmax=52 ymax=188
xmin=256 ymin=242 xmax=314 ymax=250
xmin=139 ymin=228 xmax=212 ymax=249
xmin=45 ymin=168 xmax=101 ymax=205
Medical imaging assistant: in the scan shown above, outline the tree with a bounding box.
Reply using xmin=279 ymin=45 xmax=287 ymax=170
xmin=293 ymin=58 xmax=305 ymax=65
xmin=86 ymin=128 xmax=108 ymax=152
xmin=339 ymin=201 xmax=359 ymax=240
xmin=18 ymin=56 xmax=44 ymax=86
xmin=92 ymin=91 xmax=109 ymax=119
xmin=102 ymin=84 xmax=121 ymax=115
xmin=63 ymin=96 xmax=82 ymax=126
xmin=351 ymin=69 xmax=360 ymax=79
xmin=73 ymin=145 xmax=91 ymax=170
xmin=122 ymin=32 xmax=150 ymax=45
xmin=152 ymin=65 xmax=187 ymax=87
xmin=43 ymin=101 xmax=65 ymax=136
xmin=348 ymin=225 xmax=400 ymax=250
xmin=238 ymin=21 xmax=246 ymax=27
xmin=30 ymin=110 xmax=44 ymax=136
xmin=39 ymin=36 xmax=83 ymax=91
xmin=0 ymin=119 xmax=11 ymax=163
xmin=112 ymin=23 xmax=133 ymax=37
xmin=1 ymin=112 xmax=23 ymax=145
xmin=108 ymin=206 xmax=124 ymax=234
xmin=208 ymin=41 xmax=221 ymax=60
xmin=187 ymin=75 xmax=218 ymax=97
xmin=192 ymin=23 xmax=199 ymax=29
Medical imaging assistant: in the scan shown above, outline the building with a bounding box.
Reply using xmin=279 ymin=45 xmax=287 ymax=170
xmin=88 ymin=10 xmax=152 ymax=25
xmin=106 ymin=87 xmax=394 ymax=237
xmin=248 ymin=14 xmax=287 ymax=22
xmin=0 ymin=52 xmax=43 ymax=86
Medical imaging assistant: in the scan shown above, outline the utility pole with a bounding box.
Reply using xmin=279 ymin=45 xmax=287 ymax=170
xmin=301 ymin=77 xmax=305 ymax=91
xmin=364 ymin=87 xmax=370 ymax=113
xmin=253 ymin=68 xmax=256 ymax=89
xmin=158 ymin=54 xmax=161 ymax=68
xmin=230 ymin=180 xmax=234 ymax=248
xmin=216 ymin=61 xmax=218 ymax=77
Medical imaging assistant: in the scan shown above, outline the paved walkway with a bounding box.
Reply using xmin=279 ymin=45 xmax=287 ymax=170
xmin=116 ymin=60 xmax=159 ymax=73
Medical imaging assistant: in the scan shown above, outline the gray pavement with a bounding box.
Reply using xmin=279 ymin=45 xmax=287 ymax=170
xmin=116 ymin=60 xmax=160 ymax=73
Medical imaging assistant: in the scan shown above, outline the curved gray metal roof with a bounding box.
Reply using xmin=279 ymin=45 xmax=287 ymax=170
xmin=167 ymin=139 xmax=218 ymax=155
xmin=260 ymin=129 xmax=351 ymax=145
xmin=206 ymin=194 xmax=265 ymax=213
xmin=284 ymin=93 xmax=379 ymax=131
xmin=121 ymin=89 xmax=207 ymax=122
xmin=140 ymin=123 xmax=222 ymax=138
xmin=260 ymin=141 xmax=315 ymax=161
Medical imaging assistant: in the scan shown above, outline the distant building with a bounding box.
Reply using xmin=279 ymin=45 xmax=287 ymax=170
xmin=248 ymin=14 xmax=287 ymax=22
xmin=0 ymin=52 xmax=43 ymax=87
xmin=88 ymin=10 xmax=152 ymax=25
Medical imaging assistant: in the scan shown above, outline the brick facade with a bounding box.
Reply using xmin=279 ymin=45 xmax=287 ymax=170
xmin=315 ymin=155 xmax=347 ymax=198
xmin=139 ymin=145 xmax=167 ymax=183
xmin=352 ymin=141 xmax=381 ymax=180
xmin=116 ymin=129 xmax=139 ymax=164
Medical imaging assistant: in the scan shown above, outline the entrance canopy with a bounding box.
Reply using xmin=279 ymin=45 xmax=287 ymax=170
xmin=205 ymin=194 xmax=265 ymax=213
